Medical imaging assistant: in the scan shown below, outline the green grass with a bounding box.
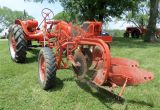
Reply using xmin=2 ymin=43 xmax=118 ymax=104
xmin=0 ymin=38 xmax=160 ymax=110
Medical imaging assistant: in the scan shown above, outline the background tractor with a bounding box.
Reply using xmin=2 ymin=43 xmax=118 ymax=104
xmin=124 ymin=26 xmax=160 ymax=38
xmin=123 ymin=27 xmax=146 ymax=38
xmin=8 ymin=8 xmax=153 ymax=101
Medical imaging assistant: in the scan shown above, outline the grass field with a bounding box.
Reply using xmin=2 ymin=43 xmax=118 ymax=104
xmin=0 ymin=38 xmax=160 ymax=110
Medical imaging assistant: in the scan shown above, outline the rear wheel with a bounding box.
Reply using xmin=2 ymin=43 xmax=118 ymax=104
xmin=135 ymin=32 xmax=140 ymax=38
xmin=131 ymin=31 xmax=140 ymax=38
xmin=131 ymin=32 xmax=136 ymax=38
xmin=8 ymin=25 xmax=27 ymax=63
xmin=38 ymin=47 xmax=57 ymax=90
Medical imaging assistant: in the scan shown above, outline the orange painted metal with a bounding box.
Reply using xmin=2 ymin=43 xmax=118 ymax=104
xmin=15 ymin=19 xmax=44 ymax=41
xmin=110 ymin=57 xmax=153 ymax=86
xmin=90 ymin=48 xmax=153 ymax=87
xmin=111 ymin=58 xmax=139 ymax=67
xmin=26 ymin=19 xmax=38 ymax=29
xmin=109 ymin=65 xmax=153 ymax=86
xmin=118 ymin=78 xmax=127 ymax=96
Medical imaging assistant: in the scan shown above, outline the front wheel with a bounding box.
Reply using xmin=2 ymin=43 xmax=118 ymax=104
xmin=38 ymin=47 xmax=57 ymax=90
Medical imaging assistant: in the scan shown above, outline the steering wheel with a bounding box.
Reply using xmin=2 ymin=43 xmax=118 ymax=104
xmin=41 ymin=8 xmax=54 ymax=20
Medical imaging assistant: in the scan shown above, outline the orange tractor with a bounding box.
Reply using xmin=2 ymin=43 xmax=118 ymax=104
xmin=8 ymin=8 xmax=153 ymax=101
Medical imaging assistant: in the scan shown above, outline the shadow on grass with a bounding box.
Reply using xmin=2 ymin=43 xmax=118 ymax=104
xmin=48 ymin=77 xmax=64 ymax=92
xmin=112 ymin=37 xmax=160 ymax=49
xmin=76 ymin=80 xmax=155 ymax=109
xmin=74 ymin=69 xmax=154 ymax=108
xmin=62 ymin=77 xmax=75 ymax=82
xmin=26 ymin=49 xmax=40 ymax=63
xmin=126 ymin=99 xmax=154 ymax=108
xmin=75 ymin=80 xmax=122 ymax=110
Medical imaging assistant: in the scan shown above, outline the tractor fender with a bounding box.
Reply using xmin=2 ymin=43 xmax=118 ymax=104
xmin=131 ymin=28 xmax=142 ymax=35
xmin=135 ymin=28 xmax=142 ymax=34
xmin=15 ymin=19 xmax=29 ymax=36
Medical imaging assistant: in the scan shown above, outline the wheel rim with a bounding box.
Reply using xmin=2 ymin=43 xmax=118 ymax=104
xmin=39 ymin=55 xmax=46 ymax=82
xmin=9 ymin=34 xmax=16 ymax=58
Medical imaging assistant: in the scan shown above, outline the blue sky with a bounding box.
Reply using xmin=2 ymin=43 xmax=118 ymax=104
xmin=0 ymin=0 xmax=136 ymax=29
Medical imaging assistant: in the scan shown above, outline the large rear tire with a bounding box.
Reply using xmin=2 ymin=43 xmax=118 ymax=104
xmin=8 ymin=25 xmax=27 ymax=63
xmin=135 ymin=32 xmax=140 ymax=38
xmin=38 ymin=47 xmax=57 ymax=90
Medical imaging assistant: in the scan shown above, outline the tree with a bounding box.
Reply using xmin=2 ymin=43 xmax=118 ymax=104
xmin=0 ymin=7 xmax=33 ymax=30
xmin=158 ymin=11 xmax=160 ymax=23
xmin=25 ymin=0 xmax=56 ymax=3
xmin=124 ymin=1 xmax=149 ymax=28
xmin=59 ymin=0 xmax=145 ymax=22
xmin=54 ymin=11 xmax=72 ymax=22
xmin=144 ymin=0 xmax=159 ymax=42
xmin=29 ymin=0 xmax=143 ymax=22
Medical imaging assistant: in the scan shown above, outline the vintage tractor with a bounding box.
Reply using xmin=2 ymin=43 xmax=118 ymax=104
xmin=124 ymin=26 xmax=160 ymax=38
xmin=8 ymin=8 xmax=153 ymax=101
xmin=123 ymin=27 xmax=146 ymax=38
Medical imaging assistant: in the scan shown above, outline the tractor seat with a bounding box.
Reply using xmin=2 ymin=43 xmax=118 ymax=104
xmin=26 ymin=19 xmax=38 ymax=32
